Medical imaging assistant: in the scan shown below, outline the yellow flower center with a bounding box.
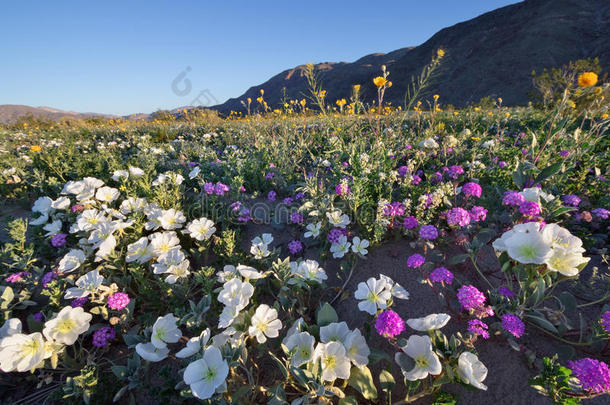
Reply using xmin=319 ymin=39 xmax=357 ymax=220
xmin=20 ymin=339 xmax=41 ymax=357
xmin=415 ymin=355 xmax=429 ymax=369
xmin=57 ymin=319 xmax=76 ymax=334
xmin=323 ymin=354 xmax=337 ymax=369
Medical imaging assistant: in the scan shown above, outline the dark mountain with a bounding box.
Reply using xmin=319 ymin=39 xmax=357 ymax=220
xmin=213 ymin=0 xmax=609 ymax=113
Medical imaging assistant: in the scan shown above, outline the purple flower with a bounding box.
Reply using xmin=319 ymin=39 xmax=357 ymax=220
xmin=446 ymin=207 xmax=471 ymax=227
xmin=560 ymin=150 xmax=570 ymax=157
xmin=384 ymin=202 xmax=405 ymax=217
xmin=92 ymin=326 xmax=116 ymax=348
xmin=290 ymin=211 xmax=304 ymax=224
xmin=447 ymin=165 xmax=464 ymax=179
xmin=407 ymin=254 xmax=425 ymax=269
xmin=601 ymin=311 xmax=610 ymax=333
xmin=375 ymin=310 xmax=405 ymax=338
xmin=419 ymin=225 xmax=438 ymax=240
xmin=403 ymin=216 xmax=419 ymax=230
xmin=429 ymin=267 xmax=454 ymax=284
xmin=457 ymin=285 xmax=486 ymax=311
xmin=288 ymin=240 xmax=303 ymax=255
xmin=519 ymin=201 xmax=541 ymax=217
xmin=203 ymin=182 xmax=215 ymax=194
xmin=562 ymin=194 xmax=581 ymax=207
xmin=567 ymin=358 xmax=610 ymax=394
xmin=469 ymin=206 xmax=488 ymax=222
xmin=498 ymin=287 xmax=515 ymax=298
xmin=462 ymin=182 xmax=482 ymax=198
xmin=6 ymin=272 xmax=30 ymax=283
xmin=501 ymin=313 xmax=525 ymax=338
xmin=107 ymin=292 xmax=130 ymax=310
xmin=267 ymin=191 xmax=276 ymax=201
xmin=592 ymin=208 xmax=610 ymax=220
xmin=335 ymin=183 xmax=350 ymax=196
xmin=71 ymin=297 xmax=89 ymax=308
xmin=431 ymin=171 xmax=443 ymax=182
xmin=230 ymin=201 xmax=242 ymax=212
xmin=51 ymin=233 xmax=68 ymax=247
xmin=328 ymin=228 xmax=347 ymax=243
xmin=239 ymin=186 xmax=246 ymax=192
xmin=502 ymin=191 xmax=525 ymax=206
xmin=411 ymin=175 xmax=422 ymax=185
xmin=467 ymin=319 xmax=490 ymax=339
xmin=265 ymin=172 xmax=275 ymax=179
xmin=294 ymin=192 xmax=305 ymax=200
xmin=397 ymin=166 xmax=409 ymax=177
xmin=41 ymin=271 xmax=58 ymax=288
xmin=498 ymin=161 xmax=508 ymax=168
xmin=32 ymin=312 xmax=44 ymax=322
xmin=214 ymin=183 xmax=229 ymax=196
xmin=283 ymin=197 xmax=294 ymax=205
xmin=71 ymin=204 xmax=84 ymax=213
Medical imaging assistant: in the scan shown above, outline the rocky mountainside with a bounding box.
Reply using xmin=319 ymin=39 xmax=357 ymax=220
xmin=213 ymin=0 xmax=609 ymax=113
xmin=0 ymin=105 xmax=115 ymax=124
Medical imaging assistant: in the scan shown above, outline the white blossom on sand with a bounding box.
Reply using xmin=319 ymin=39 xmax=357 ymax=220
xmin=395 ymin=335 xmax=442 ymax=381
xmin=151 ymin=314 xmax=182 ymax=349
xmin=43 ymin=307 xmax=92 ymax=345
xmin=406 ymin=313 xmax=451 ymax=332
xmin=183 ymin=346 xmax=229 ymax=400
xmin=248 ymin=304 xmax=282 ymax=344
xmin=457 ymin=352 xmax=488 ymax=390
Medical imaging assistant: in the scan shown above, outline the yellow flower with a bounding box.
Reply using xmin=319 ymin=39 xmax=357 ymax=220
xmin=336 ymin=99 xmax=347 ymax=107
xmin=30 ymin=145 xmax=42 ymax=153
xmin=504 ymin=112 xmax=510 ymax=117
xmin=433 ymin=94 xmax=439 ymax=100
xmin=577 ymin=72 xmax=597 ymax=87
xmin=353 ymin=84 xmax=361 ymax=92
xmin=601 ymin=113 xmax=608 ymax=119
xmin=260 ymin=89 xmax=265 ymax=95
xmin=387 ymin=81 xmax=392 ymax=87
xmin=373 ymin=76 xmax=387 ymax=88
xmin=300 ymin=99 xmax=306 ymax=107
xmin=471 ymin=136 xmax=481 ymax=141
xmin=436 ymin=49 xmax=445 ymax=58
xmin=247 ymin=97 xmax=251 ymax=103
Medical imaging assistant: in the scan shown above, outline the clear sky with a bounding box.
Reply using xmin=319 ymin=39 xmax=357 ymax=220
xmin=0 ymin=0 xmax=519 ymax=115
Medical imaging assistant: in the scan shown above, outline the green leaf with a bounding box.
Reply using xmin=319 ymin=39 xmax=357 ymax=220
xmin=111 ymin=366 xmax=128 ymax=379
xmin=316 ymin=302 xmax=338 ymax=326
xmin=338 ymin=396 xmax=358 ymax=405
xmin=558 ymin=292 xmax=577 ymax=312
xmin=535 ymin=161 xmax=562 ymax=183
xmin=379 ymin=369 xmax=395 ymax=392
xmin=447 ymin=254 xmax=469 ymax=265
xmin=525 ymin=314 xmax=559 ymax=334
xmin=348 ymin=366 xmax=378 ymax=400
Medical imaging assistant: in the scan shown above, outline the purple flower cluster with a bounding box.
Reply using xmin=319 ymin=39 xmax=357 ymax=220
xmin=203 ymin=182 xmax=229 ymax=196
xmin=267 ymin=191 xmax=276 ymax=201
xmin=467 ymin=319 xmax=490 ymax=339
xmin=403 ymin=216 xmax=418 ymax=229
xmin=411 ymin=174 xmax=422 ymax=185
xmin=562 ymin=194 xmax=581 ymax=207
xmin=419 ymin=225 xmax=438 ymax=240
xmin=498 ymin=287 xmax=515 ymax=298
xmin=447 ymin=165 xmax=464 ymax=179
xmin=283 ymin=197 xmax=293 ymax=205
xmin=384 ymin=202 xmax=405 ymax=217
xmin=462 ymin=182 xmax=482 ymax=198
xmin=502 ymin=191 xmax=526 ymax=206
xmin=407 ymin=254 xmax=425 ymax=269
xmin=6 ymin=272 xmax=30 ymax=283
xmin=288 ymin=240 xmax=303 ymax=255
xmin=265 ymin=172 xmax=275 ymax=180
xmin=375 ymin=310 xmax=405 ymax=338
xmin=51 ymin=233 xmax=68 ymax=247
xmin=429 ymin=267 xmax=454 ymax=284
xmin=71 ymin=297 xmax=88 ymax=308
xmin=501 ymin=313 xmax=525 ymax=338
xmin=335 ymin=183 xmax=350 ymax=196
xmin=446 ymin=207 xmax=471 ymax=227
xmin=41 ymin=271 xmax=58 ymax=288
xmin=567 ymin=358 xmax=610 ymax=394
xmin=107 ymin=292 xmax=130 ymax=311
xmin=290 ymin=212 xmax=304 ymax=224
xmin=397 ymin=166 xmax=409 ymax=177
xmin=92 ymin=326 xmax=116 ymax=348
xmin=469 ymin=206 xmax=488 ymax=222
xmin=592 ymin=208 xmax=609 ymax=220
xmin=328 ymin=228 xmax=347 ymax=243
xmin=519 ymin=201 xmax=541 ymax=217
xmin=457 ymin=285 xmax=486 ymax=311
xmin=601 ymin=311 xmax=610 ymax=333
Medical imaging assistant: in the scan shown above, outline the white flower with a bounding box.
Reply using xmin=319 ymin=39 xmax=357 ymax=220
xmin=32 ymin=196 xmax=53 ymax=214
xmin=250 ymin=234 xmax=273 ymax=259
xmin=184 ymin=218 xmax=216 ymax=241
xmin=330 ymin=236 xmax=351 ymax=259
xmin=457 ymin=352 xmax=488 ymax=390
xmin=542 ymin=224 xmax=585 ymax=253
xmin=320 ymin=322 xmax=350 ymax=344
xmin=64 ymin=270 xmax=105 ymax=299
xmin=188 ymin=166 xmax=201 ymax=179
xmin=43 ymin=220 xmax=62 ymax=237
xmin=164 ymin=260 xmax=191 ymax=284
xmin=95 ymin=186 xmax=120 ymax=203
xmin=153 ymin=249 xmax=186 ymax=274
xmin=314 ymin=342 xmax=351 ymax=382
xmin=482 ymin=140 xmax=494 ymax=148
xmin=43 ymin=306 xmax=92 ymax=345
xmin=304 ymin=222 xmax=321 ymax=238
xmin=406 ymin=313 xmax=451 ymax=332
xmin=379 ymin=274 xmax=410 ymax=300
xmin=183 ymin=346 xmax=229 ymax=400
xmin=418 ymin=138 xmax=439 ymax=149
xmin=545 ymin=247 xmax=590 ymax=277
xmin=0 ymin=318 xmax=22 ymax=340
xmin=504 ymin=229 xmax=552 ymax=264
xmin=176 ymin=329 xmax=211 ymax=358
xmin=126 ymin=237 xmax=153 ymax=264
xmin=218 ymin=305 xmax=240 ymax=329
xmin=354 ymin=277 xmax=391 ymax=315
xmin=0 ymin=332 xmax=45 ymax=372
xmin=351 ymin=237 xmax=369 ymax=256
xmin=120 ymin=197 xmax=147 ymax=215
xmin=248 ymin=304 xmax=282 ymax=343
xmin=112 ymin=170 xmax=129 ymax=181
xmin=218 ymin=278 xmax=254 ymax=310
xmin=151 ymin=314 xmax=182 ymax=349
xmin=327 ymin=211 xmax=350 ymax=228
xmin=76 ymin=209 xmax=109 ymax=232
xmin=57 ymin=249 xmax=86 ymax=273
xmin=128 ymin=167 xmax=145 ymax=177
xmin=283 ymin=331 xmax=315 ymax=367
xmin=149 ymin=231 xmax=180 ymax=256
xmin=236 ymin=265 xmax=263 ymax=280
xmin=520 ymin=187 xmax=554 ymax=204
xmin=396 ymin=335 xmax=442 ymax=381
xmin=343 ymin=329 xmax=370 ymax=367
xmin=290 ymin=260 xmax=327 ymax=283
xmin=159 ymin=209 xmax=186 ymax=230
xmin=88 ymin=223 xmax=117 ymax=261
xmin=135 ymin=342 xmax=169 ymax=362
xmin=51 ymin=196 xmax=71 ymax=210
xmin=30 ymin=213 xmax=49 ymax=226
xmin=284 ymin=317 xmax=306 ymax=339
xmin=216 ymin=265 xmax=238 ymax=283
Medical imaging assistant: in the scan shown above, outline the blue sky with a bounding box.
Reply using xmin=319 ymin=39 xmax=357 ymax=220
xmin=0 ymin=0 xmax=519 ymax=115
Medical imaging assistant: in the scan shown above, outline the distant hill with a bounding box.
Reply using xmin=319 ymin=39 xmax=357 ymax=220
xmin=213 ymin=0 xmax=610 ymax=114
xmin=0 ymin=105 xmax=116 ymax=124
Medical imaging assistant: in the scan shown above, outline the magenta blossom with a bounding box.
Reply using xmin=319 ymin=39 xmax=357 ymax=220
xmin=501 ymin=313 xmax=525 ymax=338
xmin=457 ymin=285 xmax=486 ymax=311
xmin=462 ymin=182 xmax=482 ymax=198
xmin=407 ymin=254 xmax=425 ymax=269
xmin=446 ymin=207 xmax=471 ymax=227
xmin=567 ymin=358 xmax=610 ymax=394
xmin=107 ymin=292 xmax=130 ymax=311
xmin=467 ymin=319 xmax=490 ymax=339
xmin=375 ymin=310 xmax=405 ymax=338
xmin=403 ymin=216 xmax=418 ymax=229
xmin=519 ymin=201 xmax=541 ymax=217
xmin=288 ymin=240 xmax=303 ymax=255
xmin=429 ymin=267 xmax=453 ymax=284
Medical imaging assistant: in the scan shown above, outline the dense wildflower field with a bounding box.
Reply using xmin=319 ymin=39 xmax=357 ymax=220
xmin=1 ymin=75 xmax=609 ymax=404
